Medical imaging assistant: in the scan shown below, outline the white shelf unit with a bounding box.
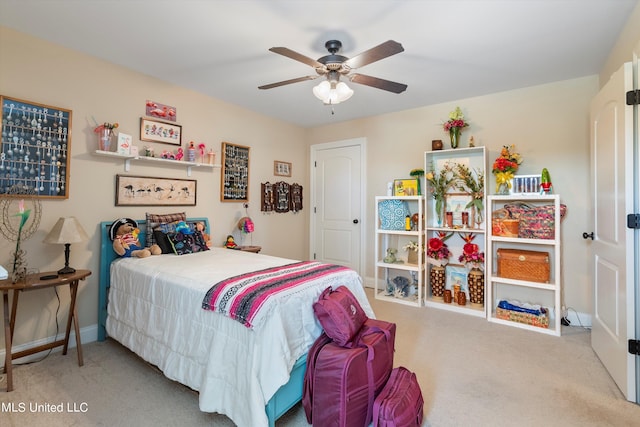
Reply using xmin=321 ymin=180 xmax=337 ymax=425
xmin=374 ymin=196 xmax=424 ymax=307
xmin=423 ymin=147 xmax=487 ymax=318
xmin=486 ymin=194 xmax=562 ymax=336
xmin=93 ymin=150 xmax=220 ymax=176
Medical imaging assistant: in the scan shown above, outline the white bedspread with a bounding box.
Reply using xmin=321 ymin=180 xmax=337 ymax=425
xmin=106 ymin=248 xmax=374 ymax=427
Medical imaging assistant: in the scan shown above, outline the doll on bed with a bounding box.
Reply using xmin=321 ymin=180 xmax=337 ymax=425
xmin=109 ymin=218 xmax=161 ymax=258
xmin=195 ymin=221 xmax=212 ymax=248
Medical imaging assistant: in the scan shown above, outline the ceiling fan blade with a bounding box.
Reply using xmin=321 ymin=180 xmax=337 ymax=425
xmin=348 ymin=73 xmax=408 ymax=94
xmin=258 ymin=75 xmax=319 ymax=90
xmin=269 ymin=47 xmax=324 ymax=68
xmin=344 ymin=40 xmax=404 ymax=69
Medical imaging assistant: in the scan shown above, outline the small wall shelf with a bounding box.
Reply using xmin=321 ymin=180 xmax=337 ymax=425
xmin=93 ymin=150 xmax=220 ymax=176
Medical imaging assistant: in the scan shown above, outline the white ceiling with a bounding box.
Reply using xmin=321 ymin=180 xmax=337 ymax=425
xmin=0 ymin=0 xmax=636 ymax=128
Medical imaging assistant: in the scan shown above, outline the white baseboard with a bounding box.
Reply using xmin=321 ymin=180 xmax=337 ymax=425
xmin=0 ymin=324 xmax=98 ymax=365
xmin=364 ymin=275 xmax=592 ymax=327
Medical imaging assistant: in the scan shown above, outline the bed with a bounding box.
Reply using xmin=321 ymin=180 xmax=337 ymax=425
xmin=97 ymin=217 xmax=373 ymax=427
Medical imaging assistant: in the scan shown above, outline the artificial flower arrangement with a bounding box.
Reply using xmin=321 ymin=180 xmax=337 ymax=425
xmin=12 ymin=199 xmax=31 ymax=283
xmin=492 ymin=145 xmax=523 ymax=193
xmin=443 ymin=106 xmax=469 ymax=148
xmin=409 ymin=168 xmax=424 ymax=195
xmin=453 ymin=163 xmax=485 ymax=219
xmin=425 ymin=161 xmax=455 ymax=225
xmin=427 ymin=232 xmax=453 ymax=266
xmin=402 ymin=240 xmax=421 ymax=252
xmin=458 ymin=233 xmax=485 ymax=270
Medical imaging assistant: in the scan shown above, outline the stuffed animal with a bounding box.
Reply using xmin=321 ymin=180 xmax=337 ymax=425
xmin=383 ymin=248 xmax=397 ymax=263
xmin=109 ymin=218 xmax=161 ymax=258
xmin=195 ymin=221 xmax=212 ymax=247
xmin=224 ymin=235 xmax=238 ymax=249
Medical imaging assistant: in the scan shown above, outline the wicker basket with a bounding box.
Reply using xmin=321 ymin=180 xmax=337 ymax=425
xmin=491 ymin=208 xmax=519 ymax=237
xmin=496 ymin=307 xmax=549 ymax=328
xmin=497 ymin=248 xmax=550 ymax=283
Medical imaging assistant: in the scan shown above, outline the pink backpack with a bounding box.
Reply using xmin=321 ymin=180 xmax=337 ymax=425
xmin=373 ymin=367 xmax=424 ymax=427
xmin=313 ymin=285 xmax=368 ymax=347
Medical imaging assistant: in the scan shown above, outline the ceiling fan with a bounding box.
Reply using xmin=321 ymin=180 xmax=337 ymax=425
xmin=258 ymin=40 xmax=407 ymax=104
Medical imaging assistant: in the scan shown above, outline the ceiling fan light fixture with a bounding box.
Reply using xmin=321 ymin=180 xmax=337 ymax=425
xmin=312 ymin=80 xmax=353 ymax=105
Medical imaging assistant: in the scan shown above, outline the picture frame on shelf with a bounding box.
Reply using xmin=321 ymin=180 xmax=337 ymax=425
xmin=393 ymin=178 xmax=419 ymax=196
xmin=140 ymin=117 xmax=182 ymax=145
xmin=445 ymin=192 xmax=473 ymax=227
xmin=115 ymin=174 xmax=196 ymax=206
xmin=274 ymin=160 xmax=292 ymax=177
xmin=510 ymin=174 xmax=542 ymax=195
xmin=446 ymin=264 xmax=468 ymax=294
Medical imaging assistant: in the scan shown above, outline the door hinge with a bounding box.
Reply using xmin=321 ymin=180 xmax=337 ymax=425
xmin=629 ymin=339 xmax=640 ymax=356
xmin=627 ymin=214 xmax=640 ymax=229
xmin=626 ymin=89 xmax=640 ymax=105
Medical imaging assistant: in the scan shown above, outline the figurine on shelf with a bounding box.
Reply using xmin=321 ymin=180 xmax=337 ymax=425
xmin=540 ymin=168 xmax=553 ymax=194
xmin=175 ymin=147 xmax=184 ymax=161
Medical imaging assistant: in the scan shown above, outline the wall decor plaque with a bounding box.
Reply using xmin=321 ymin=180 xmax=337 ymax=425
xmin=1 ymin=96 xmax=72 ymax=199
xmin=221 ymin=142 xmax=250 ymax=202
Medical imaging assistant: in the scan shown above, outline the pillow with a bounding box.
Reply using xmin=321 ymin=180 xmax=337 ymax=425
xmin=168 ymin=231 xmax=209 ymax=255
xmin=153 ymin=230 xmax=175 ymax=254
xmin=145 ymin=212 xmax=186 ymax=247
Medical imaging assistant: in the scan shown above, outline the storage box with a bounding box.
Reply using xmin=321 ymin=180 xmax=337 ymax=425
xmin=496 ymin=307 xmax=549 ymax=328
xmin=496 ymin=248 xmax=550 ymax=283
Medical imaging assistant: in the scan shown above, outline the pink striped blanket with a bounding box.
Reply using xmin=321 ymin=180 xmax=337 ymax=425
xmin=202 ymin=261 xmax=351 ymax=329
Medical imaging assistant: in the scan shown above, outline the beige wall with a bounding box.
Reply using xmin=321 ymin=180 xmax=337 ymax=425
xmin=308 ymin=76 xmax=599 ymax=316
xmin=600 ymin=0 xmax=640 ymax=85
xmin=0 ymin=27 xmax=307 ymax=349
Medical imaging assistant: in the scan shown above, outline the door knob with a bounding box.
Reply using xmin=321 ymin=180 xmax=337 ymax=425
xmin=582 ymin=232 xmax=594 ymax=240
xmin=353 ymin=219 xmax=359 ymax=224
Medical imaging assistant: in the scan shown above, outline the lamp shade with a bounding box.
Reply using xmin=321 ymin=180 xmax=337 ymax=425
xmin=43 ymin=217 xmax=89 ymax=244
xmin=312 ymin=80 xmax=353 ymax=105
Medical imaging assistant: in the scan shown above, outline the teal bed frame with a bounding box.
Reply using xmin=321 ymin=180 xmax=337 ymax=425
xmin=97 ymin=218 xmax=306 ymax=426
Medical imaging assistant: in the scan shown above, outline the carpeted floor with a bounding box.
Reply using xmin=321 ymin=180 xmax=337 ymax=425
xmin=1 ymin=289 xmax=639 ymax=426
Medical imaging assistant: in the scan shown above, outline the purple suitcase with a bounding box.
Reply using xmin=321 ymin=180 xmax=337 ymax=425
xmin=373 ymin=367 xmax=424 ymax=427
xmin=303 ymin=318 xmax=396 ymax=427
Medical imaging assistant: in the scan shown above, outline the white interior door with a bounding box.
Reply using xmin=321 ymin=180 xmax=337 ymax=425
xmin=589 ymin=61 xmax=636 ymax=402
xmin=310 ymin=139 xmax=365 ymax=275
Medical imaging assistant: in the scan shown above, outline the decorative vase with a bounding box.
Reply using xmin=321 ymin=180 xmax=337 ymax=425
xmin=430 ymin=265 xmax=446 ymax=299
xmin=407 ymin=250 xmax=424 ymax=265
xmin=496 ymin=181 xmax=510 ymax=195
xmin=468 ymin=268 xmax=485 ymax=307
xmin=449 ymin=127 xmax=461 ymax=149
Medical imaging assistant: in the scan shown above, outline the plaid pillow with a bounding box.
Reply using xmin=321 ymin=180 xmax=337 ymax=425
xmin=145 ymin=212 xmax=186 ymax=248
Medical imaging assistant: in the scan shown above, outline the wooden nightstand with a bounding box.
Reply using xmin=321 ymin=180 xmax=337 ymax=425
xmin=237 ymin=245 xmax=262 ymax=253
xmin=1 ymin=269 xmax=91 ymax=392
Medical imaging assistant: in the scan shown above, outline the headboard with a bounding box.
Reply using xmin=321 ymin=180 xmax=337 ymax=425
xmin=97 ymin=217 xmax=210 ymax=341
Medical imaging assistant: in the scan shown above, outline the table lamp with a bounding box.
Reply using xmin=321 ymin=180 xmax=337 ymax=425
xmin=43 ymin=217 xmax=89 ymax=275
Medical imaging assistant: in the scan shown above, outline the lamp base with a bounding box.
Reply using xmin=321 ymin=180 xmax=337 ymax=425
xmin=58 ymin=266 xmax=76 ymax=275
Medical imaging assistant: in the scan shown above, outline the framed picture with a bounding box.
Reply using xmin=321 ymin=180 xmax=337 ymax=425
xmin=140 ymin=117 xmax=182 ymax=145
xmin=117 ymin=132 xmax=132 ymax=155
xmin=510 ymin=174 xmax=542 ymax=195
xmin=393 ymin=179 xmax=419 ymax=196
xmin=221 ymin=141 xmax=250 ymax=202
xmin=145 ymin=100 xmax=176 ymax=122
xmin=445 ymin=192 xmax=473 ymax=226
xmin=115 ymin=174 xmax=196 ymax=206
xmin=274 ymin=160 xmax=292 ymax=177
xmin=446 ymin=264 xmax=468 ymax=294
xmin=1 ymin=95 xmax=72 ymax=199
